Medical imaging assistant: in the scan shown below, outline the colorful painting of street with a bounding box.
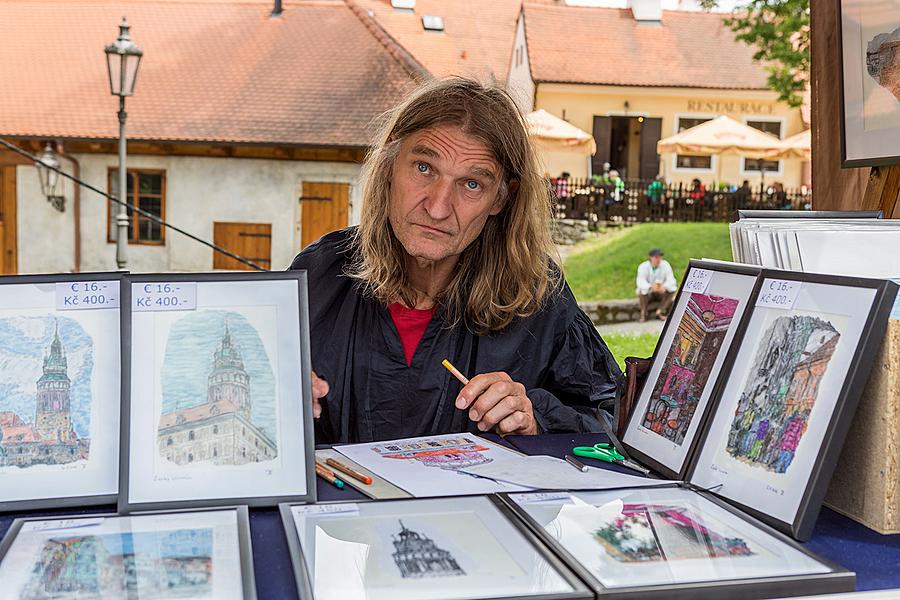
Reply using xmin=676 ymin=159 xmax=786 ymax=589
xmin=726 ymin=313 xmax=841 ymax=474
xmin=594 ymin=503 xmax=754 ymax=563
xmin=641 ymin=294 xmax=739 ymax=445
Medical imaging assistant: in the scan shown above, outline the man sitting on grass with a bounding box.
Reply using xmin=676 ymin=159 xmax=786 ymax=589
xmin=636 ymin=248 xmax=676 ymax=322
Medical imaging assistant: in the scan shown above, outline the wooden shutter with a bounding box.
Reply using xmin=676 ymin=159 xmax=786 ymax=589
xmin=639 ymin=117 xmax=662 ymax=180
xmin=300 ymin=181 xmax=350 ymax=249
xmin=212 ymin=222 xmax=272 ymax=270
xmin=592 ymin=116 xmax=612 ymax=176
xmin=0 ymin=166 xmax=17 ymax=274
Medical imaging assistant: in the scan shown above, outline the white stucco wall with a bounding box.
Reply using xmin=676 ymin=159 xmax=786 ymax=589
xmin=17 ymin=153 xmax=362 ymax=274
xmin=506 ymin=13 xmax=535 ymax=113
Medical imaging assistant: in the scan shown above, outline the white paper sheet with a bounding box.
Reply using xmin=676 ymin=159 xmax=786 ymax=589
xmin=333 ymin=434 xmax=530 ymax=497
xmin=459 ymin=455 xmax=670 ymax=490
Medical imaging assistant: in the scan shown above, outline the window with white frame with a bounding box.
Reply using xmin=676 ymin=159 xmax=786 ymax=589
xmin=744 ymin=120 xmax=782 ymax=173
xmin=675 ymin=117 xmax=713 ymax=169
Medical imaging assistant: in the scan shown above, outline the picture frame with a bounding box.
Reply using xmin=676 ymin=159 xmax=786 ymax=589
xmin=500 ymin=486 xmax=854 ymax=599
xmin=279 ymin=495 xmax=593 ymax=600
xmin=689 ymin=270 xmax=898 ymax=540
xmin=622 ymin=261 xmax=762 ymax=480
xmin=120 ymin=272 xmax=316 ymax=513
xmin=0 ymin=506 xmax=257 ymax=599
xmin=0 ymin=272 xmax=123 ymax=512
xmin=735 ymin=210 xmax=883 ymax=220
xmin=837 ymin=0 xmax=900 ymax=167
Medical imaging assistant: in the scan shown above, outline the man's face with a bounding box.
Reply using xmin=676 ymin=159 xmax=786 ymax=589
xmin=649 ymin=255 xmax=662 ymax=267
xmin=388 ymin=125 xmax=504 ymax=263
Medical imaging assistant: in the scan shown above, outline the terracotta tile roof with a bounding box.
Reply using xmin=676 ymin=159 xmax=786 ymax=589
xmin=0 ymin=412 xmax=24 ymax=428
xmin=523 ymin=4 xmax=770 ymax=89
xmin=351 ymin=0 xmax=522 ymax=81
xmin=158 ymin=399 xmax=237 ymax=429
xmin=2 ymin=426 xmax=39 ymax=444
xmin=0 ymin=0 xmax=422 ymax=147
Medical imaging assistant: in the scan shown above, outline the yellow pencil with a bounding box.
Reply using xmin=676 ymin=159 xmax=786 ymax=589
xmin=441 ymin=359 xmax=470 ymax=385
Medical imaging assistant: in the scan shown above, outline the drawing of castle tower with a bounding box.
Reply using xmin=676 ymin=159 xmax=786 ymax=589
xmin=207 ymin=320 xmax=251 ymax=420
xmin=391 ymin=521 xmax=465 ymax=579
xmin=34 ymin=323 xmax=75 ymax=443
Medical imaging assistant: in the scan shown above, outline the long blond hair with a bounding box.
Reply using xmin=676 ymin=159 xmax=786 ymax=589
xmin=349 ymin=77 xmax=561 ymax=334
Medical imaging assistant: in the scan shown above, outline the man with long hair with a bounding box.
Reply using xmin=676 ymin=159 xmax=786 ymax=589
xmin=290 ymin=78 xmax=622 ymax=443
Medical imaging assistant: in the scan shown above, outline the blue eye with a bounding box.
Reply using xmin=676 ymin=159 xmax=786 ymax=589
xmin=416 ymin=162 xmax=430 ymax=174
xmin=465 ymin=180 xmax=481 ymax=191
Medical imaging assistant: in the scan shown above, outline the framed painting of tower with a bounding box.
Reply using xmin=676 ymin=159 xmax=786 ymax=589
xmin=622 ymin=261 xmax=762 ymax=480
xmin=120 ymin=272 xmax=315 ymax=512
xmin=0 ymin=273 xmax=122 ymax=512
xmin=279 ymin=496 xmax=593 ymax=600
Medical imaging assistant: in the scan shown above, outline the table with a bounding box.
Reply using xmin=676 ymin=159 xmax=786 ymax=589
xmin=2 ymin=432 xmax=899 ymax=598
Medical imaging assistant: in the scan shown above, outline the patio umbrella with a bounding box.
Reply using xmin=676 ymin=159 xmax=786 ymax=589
xmin=764 ymin=129 xmax=811 ymax=161
xmin=525 ymin=109 xmax=596 ymax=156
xmin=657 ymin=115 xmax=785 ymax=184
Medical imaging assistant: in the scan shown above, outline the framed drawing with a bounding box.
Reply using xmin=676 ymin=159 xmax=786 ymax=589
xmin=0 ymin=273 xmax=122 ymax=512
xmin=501 ymin=487 xmax=854 ymax=599
xmin=280 ymin=495 xmax=592 ymax=600
xmin=120 ymin=272 xmax=315 ymax=512
xmin=689 ymin=271 xmax=898 ymax=540
xmin=622 ymin=261 xmax=762 ymax=480
xmin=0 ymin=506 xmax=256 ymax=599
xmin=838 ymin=0 xmax=900 ymax=167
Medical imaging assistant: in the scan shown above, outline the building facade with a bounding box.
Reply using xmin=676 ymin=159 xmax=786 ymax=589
xmin=391 ymin=521 xmax=466 ymax=579
xmin=158 ymin=322 xmax=276 ymax=466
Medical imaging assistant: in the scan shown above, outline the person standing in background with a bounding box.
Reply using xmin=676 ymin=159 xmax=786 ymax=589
xmin=636 ymin=248 xmax=677 ymax=322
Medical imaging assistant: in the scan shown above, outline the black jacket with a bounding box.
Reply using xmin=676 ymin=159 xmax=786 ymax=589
xmin=289 ymin=227 xmax=622 ymax=443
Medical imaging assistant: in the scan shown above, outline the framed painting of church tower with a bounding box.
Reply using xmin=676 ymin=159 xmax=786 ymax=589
xmin=120 ymin=272 xmax=315 ymax=512
xmin=0 ymin=273 xmax=122 ymax=511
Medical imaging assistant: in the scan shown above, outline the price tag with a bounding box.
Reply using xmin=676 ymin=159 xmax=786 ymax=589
xmin=132 ymin=282 xmax=197 ymax=312
xmin=291 ymin=503 xmax=359 ymax=516
xmin=756 ymin=279 xmax=802 ymax=310
xmin=511 ymin=492 xmax=574 ymax=505
xmin=26 ymin=517 xmax=106 ymax=532
xmin=56 ymin=281 xmax=120 ymax=311
xmin=683 ymin=268 xmax=713 ymax=294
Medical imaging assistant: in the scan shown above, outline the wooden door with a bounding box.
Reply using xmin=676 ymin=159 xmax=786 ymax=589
xmin=639 ymin=118 xmax=662 ymax=180
xmin=212 ymin=222 xmax=272 ymax=270
xmin=0 ymin=166 xmax=17 ymax=274
xmin=300 ymin=181 xmax=349 ymax=249
xmin=591 ymin=116 xmax=612 ymax=176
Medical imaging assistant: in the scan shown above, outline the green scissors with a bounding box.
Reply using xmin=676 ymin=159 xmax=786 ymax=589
xmin=572 ymin=443 xmax=650 ymax=476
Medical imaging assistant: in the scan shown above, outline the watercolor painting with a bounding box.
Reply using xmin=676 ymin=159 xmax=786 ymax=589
xmin=594 ymin=503 xmax=754 ymax=563
xmin=21 ymin=528 xmax=212 ymax=599
xmin=391 ymin=520 xmax=466 ymax=579
xmin=0 ymin=316 xmax=93 ymax=469
xmin=370 ymin=437 xmax=492 ymax=470
xmin=157 ymin=310 xmax=277 ymax=466
xmin=642 ymin=294 xmax=739 ymax=445
xmin=726 ymin=314 xmax=841 ymax=474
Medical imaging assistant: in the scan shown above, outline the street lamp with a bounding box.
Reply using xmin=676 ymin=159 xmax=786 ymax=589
xmin=36 ymin=143 xmax=65 ymax=212
xmin=104 ymin=17 xmax=142 ymax=270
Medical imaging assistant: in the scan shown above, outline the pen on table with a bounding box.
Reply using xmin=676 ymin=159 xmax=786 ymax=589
xmin=442 ymin=359 xmax=470 ymax=386
xmin=315 ymin=462 xmax=344 ymax=489
xmin=565 ymin=454 xmax=589 ymax=473
xmin=325 ymin=458 xmax=373 ymax=485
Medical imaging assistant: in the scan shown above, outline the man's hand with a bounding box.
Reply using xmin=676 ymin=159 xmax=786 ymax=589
xmin=455 ymin=372 xmax=539 ymax=435
xmin=651 ymin=282 xmax=664 ymax=293
xmin=312 ymin=370 xmax=329 ymax=419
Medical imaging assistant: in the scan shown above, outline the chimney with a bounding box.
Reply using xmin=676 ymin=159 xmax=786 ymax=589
xmin=271 ymin=0 xmax=283 ymax=17
xmin=629 ymin=0 xmax=662 ymax=23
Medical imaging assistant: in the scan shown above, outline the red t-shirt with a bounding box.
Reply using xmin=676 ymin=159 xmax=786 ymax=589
xmin=388 ymin=303 xmax=436 ymax=366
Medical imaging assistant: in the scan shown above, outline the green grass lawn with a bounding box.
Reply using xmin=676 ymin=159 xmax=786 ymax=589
xmin=564 ymin=223 xmax=733 ymax=302
xmin=602 ymin=332 xmax=660 ymax=371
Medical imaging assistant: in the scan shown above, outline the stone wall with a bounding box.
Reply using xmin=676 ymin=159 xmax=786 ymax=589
xmin=551 ymin=218 xmax=590 ymax=245
xmin=578 ymin=298 xmax=662 ymax=326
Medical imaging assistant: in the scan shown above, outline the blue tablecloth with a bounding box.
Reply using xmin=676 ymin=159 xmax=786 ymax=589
xmin=2 ymin=432 xmax=899 ymax=598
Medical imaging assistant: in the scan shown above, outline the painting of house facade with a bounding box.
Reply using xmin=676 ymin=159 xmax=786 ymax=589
xmin=726 ymin=314 xmax=841 ymax=474
xmin=157 ymin=310 xmax=277 ymax=467
xmin=641 ymin=294 xmax=739 ymax=445
xmin=0 ymin=317 xmax=92 ymax=468
xmin=21 ymin=528 xmax=212 ymax=599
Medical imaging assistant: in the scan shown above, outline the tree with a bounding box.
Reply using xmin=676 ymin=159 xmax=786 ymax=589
xmin=701 ymin=0 xmax=810 ymax=108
